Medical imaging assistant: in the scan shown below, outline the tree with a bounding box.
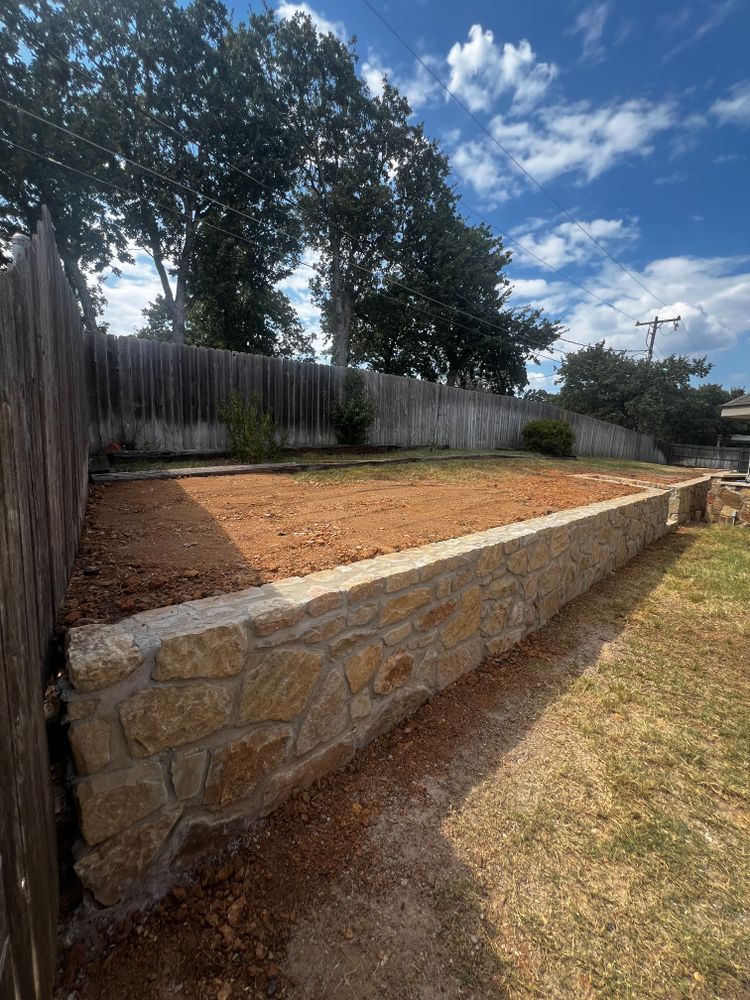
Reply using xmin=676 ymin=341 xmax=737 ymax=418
xmin=555 ymin=343 xmax=747 ymax=443
xmin=349 ymin=134 xmax=561 ymax=394
xmin=277 ymin=15 xmax=411 ymax=366
xmin=0 ymin=0 xmax=132 ymax=331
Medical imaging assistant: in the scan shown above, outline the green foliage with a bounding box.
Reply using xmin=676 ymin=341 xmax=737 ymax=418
xmin=1 ymin=2 xmax=561 ymax=385
xmin=522 ymin=419 xmax=576 ymax=456
xmin=218 ymin=391 xmax=287 ymax=464
xmin=330 ymin=371 xmax=378 ymax=445
xmin=555 ymin=343 xmax=747 ymax=444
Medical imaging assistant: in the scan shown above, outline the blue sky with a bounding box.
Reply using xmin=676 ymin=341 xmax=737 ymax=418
xmin=103 ymin=0 xmax=750 ymax=392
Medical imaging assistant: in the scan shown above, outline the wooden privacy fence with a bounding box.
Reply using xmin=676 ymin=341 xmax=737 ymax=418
xmin=0 ymin=211 xmax=89 ymax=999
xmin=86 ymin=334 xmax=670 ymax=464
xmin=667 ymin=442 xmax=750 ymax=471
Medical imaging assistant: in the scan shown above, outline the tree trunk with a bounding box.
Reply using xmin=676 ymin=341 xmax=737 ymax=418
xmin=329 ymin=234 xmax=351 ymax=367
xmin=62 ymin=255 xmax=99 ymax=335
xmin=446 ymin=368 xmax=458 ymax=387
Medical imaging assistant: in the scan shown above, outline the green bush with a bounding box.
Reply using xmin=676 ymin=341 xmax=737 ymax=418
xmin=218 ymin=391 xmax=287 ymax=464
xmin=521 ymin=418 xmax=576 ymax=457
xmin=330 ymin=371 xmax=378 ymax=446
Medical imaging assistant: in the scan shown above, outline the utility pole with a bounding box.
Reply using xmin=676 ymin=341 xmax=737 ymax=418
xmin=635 ymin=314 xmax=681 ymax=362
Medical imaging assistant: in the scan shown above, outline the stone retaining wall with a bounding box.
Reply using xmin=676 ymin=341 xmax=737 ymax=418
xmin=667 ymin=475 xmax=713 ymax=524
xmin=64 ymin=490 xmax=671 ymax=907
xmin=706 ymin=476 xmax=750 ymax=525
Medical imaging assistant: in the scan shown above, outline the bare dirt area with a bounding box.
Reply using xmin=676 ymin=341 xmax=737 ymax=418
xmin=62 ymin=463 xmax=640 ymax=625
xmin=56 ymin=527 xmax=750 ymax=1000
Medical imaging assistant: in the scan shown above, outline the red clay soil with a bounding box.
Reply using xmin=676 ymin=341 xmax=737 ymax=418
xmin=61 ymin=469 xmax=641 ymax=627
xmin=62 ymin=469 xmax=640 ymax=626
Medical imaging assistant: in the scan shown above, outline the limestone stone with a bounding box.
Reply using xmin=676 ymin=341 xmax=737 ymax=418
xmin=436 ymin=637 xmax=483 ymax=690
xmin=417 ymin=600 xmax=456 ymax=631
xmin=153 ymin=622 xmax=248 ymax=681
xmin=307 ymin=591 xmax=344 ymax=617
xmin=171 ymin=750 xmax=209 ymax=800
xmin=345 ymin=644 xmax=382 ymax=694
xmin=482 ymin=600 xmax=508 ymax=637
xmin=262 ymin=739 xmax=354 ymax=814
xmin=70 ymin=720 xmax=112 ymax=775
xmin=539 ymin=565 xmax=562 ymax=596
xmin=239 ymin=649 xmax=322 ymax=723
xmin=506 ymin=549 xmax=527 ymax=575
xmin=296 ymin=671 xmax=349 ymax=755
xmin=249 ymin=599 xmax=306 ymax=637
xmin=526 ymin=538 xmax=550 ymax=572
xmin=75 ymin=811 xmax=179 ymax=907
xmin=347 ymin=603 xmax=378 ymax=627
xmin=67 ymin=625 xmax=142 ymax=693
xmin=476 ymin=544 xmax=504 ymax=578
xmin=303 ymin=614 xmax=346 ymax=644
xmin=329 ymin=630 xmax=372 ymax=659
xmin=76 ymin=762 xmax=167 ymax=846
xmin=204 ymin=726 xmax=290 ymax=808
xmin=350 ymin=690 xmax=372 ymax=720
xmin=345 ymin=577 xmax=384 ymax=603
xmin=384 ymin=567 xmax=421 ymax=592
xmin=380 ymin=588 xmax=432 ymax=625
xmin=373 ymin=650 xmax=414 ymax=694
xmin=66 ymin=698 xmax=99 ymax=722
xmin=119 ymin=684 xmax=231 ymax=757
xmin=356 ymin=684 xmax=430 ymax=747
xmin=439 ymin=586 xmax=481 ymax=649
xmin=485 ymin=628 xmax=525 ymax=658
xmin=384 ymin=622 xmax=412 ymax=646
xmin=549 ymin=527 xmax=570 ymax=558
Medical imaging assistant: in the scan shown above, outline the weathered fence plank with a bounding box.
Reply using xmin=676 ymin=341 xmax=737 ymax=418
xmin=85 ymin=335 xmax=671 ymax=463
xmin=0 ymin=210 xmax=89 ymax=999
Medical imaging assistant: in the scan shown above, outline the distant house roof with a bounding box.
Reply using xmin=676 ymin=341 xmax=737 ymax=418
xmin=722 ymin=393 xmax=750 ymax=419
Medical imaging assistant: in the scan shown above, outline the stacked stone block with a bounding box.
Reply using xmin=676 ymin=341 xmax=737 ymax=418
xmin=64 ymin=490 xmax=670 ymax=906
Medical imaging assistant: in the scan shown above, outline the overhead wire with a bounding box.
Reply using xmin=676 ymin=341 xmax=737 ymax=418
xmin=2 ymin=134 xmax=570 ymax=372
xmin=0 ymin=96 xmax=593 ymax=359
xmin=7 ymin=37 xmax=649 ymax=351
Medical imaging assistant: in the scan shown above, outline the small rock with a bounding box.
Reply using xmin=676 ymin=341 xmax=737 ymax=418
xmin=255 ymin=943 xmax=267 ymax=960
xmin=343 ymin=926 xmax=354 ymax=940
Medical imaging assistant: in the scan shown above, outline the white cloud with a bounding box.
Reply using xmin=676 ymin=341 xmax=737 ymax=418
xmin=276 ymin=250 xmax=326 ymax=356
xmin=568 ymin=2 xmax=611 ymax=63
xmin=275 ymin=2 xmax=345 ymax=39
xmin=711 ymin=80 xmax=750 ymax=127
xmin=101 ymin=250 xmax=167 ymax=336
xmin=662 ymin=0 xmax=738 ymax=62
xmin=446 ymin=25 xmax=558 ymax=113
xmin=450 ymin=97 xmax=676 ymax=202
xmin=511 ymin=254 xmax=750 ymax=366
xmin=511 ymin=216 xmax=639 ymax=269
xmin=361 ymin=54 xmax=440 ymax=110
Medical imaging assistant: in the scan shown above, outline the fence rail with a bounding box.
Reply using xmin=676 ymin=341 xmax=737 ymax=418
xmin=86 ymin=334 xmax=670 ymax=464
xmin=0 ymin=211 xmax=88 ymax=999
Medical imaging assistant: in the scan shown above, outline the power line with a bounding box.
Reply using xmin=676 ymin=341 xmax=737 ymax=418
xmin=359 ymin=0 xmax=675 ymax=312
xmin=6 ymin=36 xmax=655 ymax=354
xmin=2 ymin=135 xmax=569 ymax=372
xmin=460 ymin=202 xmax=646 ymax=335
xmin=1 ymin=97 xmax=594 ymax=357
xmin=11 ymin=22 xmax=700 ymax=363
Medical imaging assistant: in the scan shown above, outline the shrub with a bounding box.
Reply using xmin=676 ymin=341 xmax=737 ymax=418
xmin=218 ymin=391 xmax=287 ymax=464
xmin=330 ymin=371 xmax=378 ymax=446
xmin=521 ymin=418 xmax=575 ymax=457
